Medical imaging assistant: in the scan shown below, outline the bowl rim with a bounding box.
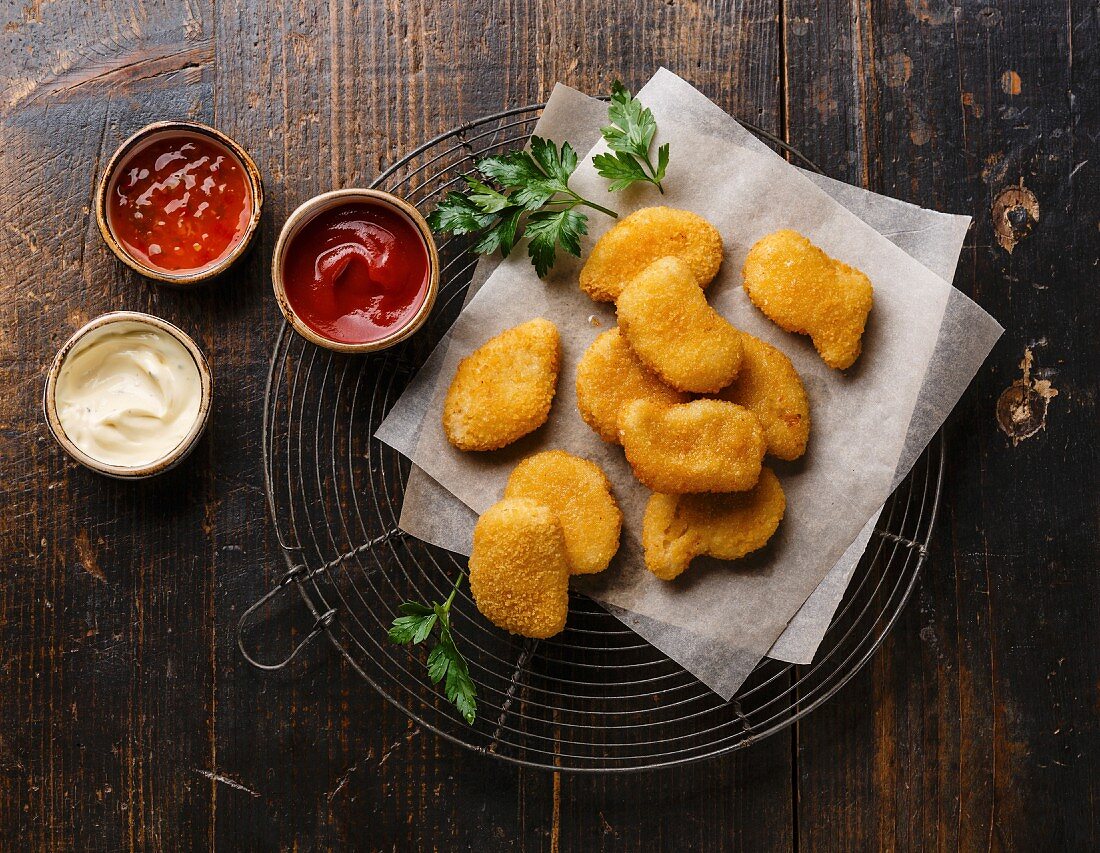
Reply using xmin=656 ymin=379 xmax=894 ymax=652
xmin=94 ymin=120 xmax=264 ymax=285
xmin=270 ymin=187 xmax=440 ymax=354
xmin=43 ymin=311 xmax=213 ymax=479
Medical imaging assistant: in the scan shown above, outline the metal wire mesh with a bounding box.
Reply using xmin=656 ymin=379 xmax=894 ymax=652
xmin=253 ymin=103 xmax=944 ymax=772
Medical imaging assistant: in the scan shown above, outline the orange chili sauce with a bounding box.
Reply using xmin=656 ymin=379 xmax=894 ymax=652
xmin=107 ymin=133 xmax=252 ymax=273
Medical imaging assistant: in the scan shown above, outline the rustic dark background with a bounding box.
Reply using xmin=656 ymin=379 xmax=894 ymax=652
xmin=2 ymin=1 xmax=1097 ymax=850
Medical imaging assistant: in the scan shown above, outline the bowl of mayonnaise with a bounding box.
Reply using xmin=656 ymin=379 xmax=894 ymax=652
xmin=44 ymin=311 xmax=212 ymax=479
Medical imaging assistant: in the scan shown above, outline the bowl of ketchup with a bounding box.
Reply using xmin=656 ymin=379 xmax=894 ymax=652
xmin=96 ymin=121 xmax=263 ymax=285
xmin=272 ymin=189 xmax=439 ymax=353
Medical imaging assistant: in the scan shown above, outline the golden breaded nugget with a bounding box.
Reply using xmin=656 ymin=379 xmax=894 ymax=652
xmin=742 ymin=229 xmax=873 ymax=370
xmin=443 ymin=319 xmax=560 ymax=451
xmin=617 ymin=256 xmax=743 ymax=393
xmin=575 ymin=328 xmax=688 ymax=444
xmin=469 ymin=498 xmax=571 ymax=638
xmin=620 ymin=399 xmax=765 ymax=494
xmin=642 ymin=468 xmax=786 ymax=580
xmin=715 ymin=333 xmax=810 ymax=461
xmin=579 ymin=206 xmax=723 ymax=302
xmin=504 ymin=450 xmax=622 ymax=575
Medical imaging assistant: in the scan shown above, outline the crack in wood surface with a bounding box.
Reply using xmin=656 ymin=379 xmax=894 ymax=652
xmin=192 ymin=769 xmax=261 ymax=799
xmin=7 ymin=40 xmax=212 ymax=111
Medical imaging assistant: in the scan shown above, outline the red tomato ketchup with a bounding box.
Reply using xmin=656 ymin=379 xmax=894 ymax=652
xmin=107 ymin=133 xmax=252 ymax=273
xmin=281 ymin=201 xmax=431 ymax=344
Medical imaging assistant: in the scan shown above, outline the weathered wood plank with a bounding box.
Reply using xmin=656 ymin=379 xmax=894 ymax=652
xmin=0 ymin=2 xmax=219 ymax=850
xmin=786 ymin=0 xmax=1100 ymax=849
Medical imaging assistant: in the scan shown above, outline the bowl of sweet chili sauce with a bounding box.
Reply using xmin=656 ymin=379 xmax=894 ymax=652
xmin=95 ymin=121 xmax=263 ymax=285
xmin=272 ymin=188 xmax=439 ymax=354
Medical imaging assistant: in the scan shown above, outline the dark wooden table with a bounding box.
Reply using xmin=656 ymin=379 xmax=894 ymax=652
xmin=2 ymin=1 xmax=1097 ymax=850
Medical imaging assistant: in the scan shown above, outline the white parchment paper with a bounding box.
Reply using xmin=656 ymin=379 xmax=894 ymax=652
xmin=377 ymin=70 xmax=1003 ymax=698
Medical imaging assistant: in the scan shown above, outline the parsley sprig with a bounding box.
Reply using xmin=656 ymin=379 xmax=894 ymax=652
xmin=426 ymin=137 xmax=617 ymax=278
xmin=388 ymin=572 xmax=477 ymax=724
xmin=592 ymin=81 xmax=669 ymax=193
xmin=425 ymin=82 xmax=670 ymax=277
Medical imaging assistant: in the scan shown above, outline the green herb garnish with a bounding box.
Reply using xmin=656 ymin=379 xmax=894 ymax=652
xmin=426 ymin=137 xmax=617 ymax=278
xmin=592 ymin=80 xmax=669 ymax=193
xmin=388 ymin=573 xmax=478 ymax=724
xmin=427 ymin=82 xmax=671 ymax=276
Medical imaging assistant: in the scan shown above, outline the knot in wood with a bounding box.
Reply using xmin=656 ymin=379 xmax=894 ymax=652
xmin=992 ymin=182 xmax=1039 ymax=253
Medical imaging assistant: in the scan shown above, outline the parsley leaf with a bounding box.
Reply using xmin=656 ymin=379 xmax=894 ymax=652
xmin=388 ymin=573 xmax=478 ymax=725
xmin=604 ymin=80 xmax=657 ymax=156
xmin=387 ymin=614 xmax=428 ymax=645
xmin=525 ymin=208 xmax=588 ymax=278
xmin=529 ymin=136 xmax=578 ymax=186
xmin=594 ymin=81 xmax=667 ymax=193
xmin=463 ymin=177 xmax=513 ymax=214
xmin=590 ymin=151 xmax=650 ymax=193
xmin=425 ymin=191 xmax=496 ymax=235
xmin=439 ymin=631 xmax=477 ymax=725
xmin=471 ymin=206 xmax=523 ymax=258
xmin=426 ymin=135 xmax=617 ymax=278
xmin=477 ymin=149 xmax=549 ymax=193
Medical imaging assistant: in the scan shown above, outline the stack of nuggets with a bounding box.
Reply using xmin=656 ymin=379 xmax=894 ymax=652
xmin=575 ymin=207 xmax=870 ymax=579
xmin=469 ymin=450 xmax=622 ymax=638
xmin=441 ymin=205 xmax=873 ymax=632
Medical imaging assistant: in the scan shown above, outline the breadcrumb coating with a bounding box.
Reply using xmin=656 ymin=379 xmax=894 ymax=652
xmin=617 ymin=256 xmax=743 ymax=393
xmin=504 ymin=450 xmax=622 ymax=575
xmin=579 ymin=206 xmax=723 ymax=303
xmin=619 ymin=399 xmax=765 ymax=494
xmin=443 ymin=319 xmax=560 ymax=451
xmin=575 ymin=328 xmax=688 ymax=444
xmin=742 ymin=229 xmax=873 ymax=370
xmin=642 ymin=468 xmax=786 ymax=580
xmin=468 ymin=498 xmax=571 ymax=638
xmin=714 ymin=333 xmax=810 ymax=461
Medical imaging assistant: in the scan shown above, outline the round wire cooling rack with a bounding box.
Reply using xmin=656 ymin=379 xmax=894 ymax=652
xmin=239 ymin=102 xmax=945 ymax=773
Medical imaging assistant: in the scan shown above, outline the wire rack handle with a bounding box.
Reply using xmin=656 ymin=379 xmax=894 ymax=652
xmin=237 ymin=565 xmax=337 ymax=671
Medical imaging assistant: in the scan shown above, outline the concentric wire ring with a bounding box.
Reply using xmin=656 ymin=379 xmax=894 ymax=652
xmin=257 ymin=103 xmax=944 ymax=772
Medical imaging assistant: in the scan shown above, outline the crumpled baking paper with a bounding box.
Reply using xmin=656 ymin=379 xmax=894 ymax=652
xmin=376 ymin=69 xmax=1002 ymax=699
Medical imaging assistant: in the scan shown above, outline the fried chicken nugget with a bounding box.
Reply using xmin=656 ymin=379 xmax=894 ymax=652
xmin=715 ymin=333 xmax=810 ymax=461
xmin=620 ymin=399 xmax=765 ymax=494
xmin=504 ymin=450 xmax=622 ymax=575
xmin=642 ymin=468 xmax=786 ymax=580
xmin=575 ymin=328 xmax=688 ymax=444
xmin=443 ymin=319 xmax=560 ymax=451
xmin=617 ymin=257 xmax=743 ymax=394
xmin=469 ymin=498 xmax=571 ymax=638
xmin=579 ymin=206 xmax=723 ymax=303
xmin=742 ymin=229 xmax=873 ymax=370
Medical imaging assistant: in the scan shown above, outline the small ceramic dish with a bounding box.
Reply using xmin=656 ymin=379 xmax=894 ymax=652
xmin=271 ymin=188 xmax=439 ymax=354
xmin=95 ymin=121 xmax=264 ymax=285
xmin=43 ymin=311 xmax=213 ymax=479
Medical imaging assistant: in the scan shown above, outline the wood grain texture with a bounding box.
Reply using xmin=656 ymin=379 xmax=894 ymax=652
xmin=1 ymin=0 xmax=1095 ymax=850
xmin=785 ymin=0 xmax=1099 ymax=849
xmin=0 ymin=1 xmax=794 ymax=851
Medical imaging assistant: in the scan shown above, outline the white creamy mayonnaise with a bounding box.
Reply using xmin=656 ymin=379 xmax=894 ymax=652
xmin=55 ymin=320 xmax=203 ymax=467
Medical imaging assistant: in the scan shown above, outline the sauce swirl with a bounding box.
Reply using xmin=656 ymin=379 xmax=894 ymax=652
xmin=55 ymin=321 xmax=203 ymax=467
xmin=281 ymin=201 xmax=431 ymax=344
